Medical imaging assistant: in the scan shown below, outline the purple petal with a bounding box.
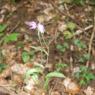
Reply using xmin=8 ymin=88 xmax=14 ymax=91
xmin=37 ymin=23 xmax=45 ymax=33
xmin=25 ymin=21 xmax=37 ymax=29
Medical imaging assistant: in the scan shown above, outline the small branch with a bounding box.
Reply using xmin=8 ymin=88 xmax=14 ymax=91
xmin=50 ymin=1 xmax=83 ymax=30
xmin=10 ymin=21 xmax=20 ymax=33
xmin=86 ymin=7 xmax=95 ymax=67
xmin=74 ymin=25 xmax=93 ymax=36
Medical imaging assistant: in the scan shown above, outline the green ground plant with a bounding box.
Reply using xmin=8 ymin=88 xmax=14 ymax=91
xmin=74 ymin=66 xmax=95 ymax=86
xmin=25 ymin=64 xmax=43 ymax=84
xmin=0 ymin=1 xmax=95 ymax=94
xmin=73 ymin=39 xmax=87 ymax=49
xmin=44 ymin=71 xmax=65 ymax=90
xmin=0 ymin=63 xmax=7 ymax=73
xmin=0 ymin=24 xmax=19 ymax=44
xmin=61 ymin=0 xmax=86 ymax=5
xmin=22 ymin=51 xmax=30 ymax=63
xmin=4 ymin=33 xmax=19 ymax=44
xmin=79 ymin=53 xmax=91 ymax=63
xmin=55 ymin=63 xmax=68 ymax=72
xmin=56 ymin=42 xmax=69 ymax=53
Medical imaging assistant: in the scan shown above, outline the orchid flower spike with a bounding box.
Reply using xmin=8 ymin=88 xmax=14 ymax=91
xmin=25 ymin=21 xmax=45 ymax=33
xmin=25 ymin=21 xmax=37 ymax=29
xmin=37 ymin=23 xmax=45 ymax=33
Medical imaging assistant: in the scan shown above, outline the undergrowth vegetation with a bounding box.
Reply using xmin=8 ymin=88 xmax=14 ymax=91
xmin=0 ymin=0 xmax=95 ymax=95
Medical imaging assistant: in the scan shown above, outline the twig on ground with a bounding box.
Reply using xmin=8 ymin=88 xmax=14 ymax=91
xmin=0 ymin=85 xmax=17 ymax=95
xmin=6 ymin=1 xmax=29 ymax=20
xmin=70 ymin=45 xmax=74 ymax=71
xmin=48 ymin=27 xmax=58 ymax=45
xmin=74 ymin=25 xmax=93 ymax=36
xmin=9 ymin=21 xmax=20 ymax=33
xmin=64 ymin=3 xmax=70 ymax=16
xmin=50 ymin=0 xmax=83 ymax=30
xmin=86 ymin=7 xmax=95 ymax=67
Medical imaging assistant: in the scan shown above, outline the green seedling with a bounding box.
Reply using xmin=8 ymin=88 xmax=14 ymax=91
xmin=0 ymin=24 xmax=7 ymax=43
xmin=22 ymin=51 xmax=30 ymax=63
xmin=63 ymin=30 xmax=74 ymax=39
xmin=0 ymin=50 xmax=4 ymax=63
xmin=79 ymin=53 xmax=91 ymax=63
xmin=4 ymin=33 xmax=19 ymax=44
xmin=61 ymin=0 xmax=86 ymax=5
xmin=74 ymin=39 xmax=86 ymax=49
xmin=0 ymin=24 xmax=7 ymax=33
xmin=56 ymin=42 xmax=69 ymax=53
xmin=74 ymin=66 xmax=95 ymax=86
xmin=25 ymin=66 xmax=43 ymax=84
xmin=67 ymin=22 xmax=76 ymax=31
xmin=0 ymin=63 xmax=7 ymax=73
xmin=11 ymin=0 xmax=20 ymax=3
xmin=72 ymin=0 xmax=86 ymax=5
xmin=55 ymin=63 xmax=68 ymax=71
xmin=61 ymin=0 xmax=72 ymax=3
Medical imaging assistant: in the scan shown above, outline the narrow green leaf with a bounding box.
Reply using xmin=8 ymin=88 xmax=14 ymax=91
xmin=22 ymin=51 xmax=30 ymax=63
xmin=0 ymin=63 xmax=7 ymax=73
xmin=46 ymin=71 xmax=65 ymax=78
xmin=72 ymin=0 xmax=86 ymax=5
xmin=67 ymin=22 xmax=76 ymax=31
xmin=80 ymin=79 xmax=86 ymax=85
xmin=45 ymin=71 xmax=65 ymax=90
xmin=0 ymin=24 xmax=7 ymax=32
xmin=25 ymin=68 xmax=42 ymax=78
xmin=74 ymin=39 xmax=86 ymax=49
xmin=44 ymin=78 xmax=50 ymax=89
xmin=56 ymin=43 xmax=69 ymax=53
xmin=63 ymin=31 xmax=73 ymax=39
xmin=4 ymin=33 xmax=19 ymax=43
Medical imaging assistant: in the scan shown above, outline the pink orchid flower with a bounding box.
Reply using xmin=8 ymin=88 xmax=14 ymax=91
xmin=37 ymin=23 xmax=45 ymax=33
xmin=25 ymin=21 xmax=45 ymax=33
xmin=25 ymin=21 xmax=37 ymax=29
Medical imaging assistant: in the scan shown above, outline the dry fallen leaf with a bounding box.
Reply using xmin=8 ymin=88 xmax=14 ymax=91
xmin=72 ymin=66 xmax=80 ymax=75
xmin=1 ymin=68 xmax=12 ymax=78
xmin=0 ymin=87 xmax=10 ymax=95
xmin=11 ymin=64 xmax=29 ymax=75
xmin=12 ymin=74 xmax=23 ymax=86
xmin=2 ymin=45 xmax=16 ymax=65
xmin=58 ymin=22 xmax=67 ymax=32
xmin=91 ymin=62 xmax=95 ymax=70
xmin=63 ymin=77 xmax=80 ymax=95
xmin=2 ymin=4 xmax=17 ymax=12
xmin=50 ymin=91 xmax=60 ymax=95
xmin=43 ymin=6 xmax=56 ymax=22
xmin=0 ymin=78 xmax=8 ymax=85
xmin=0 ymin=15 xmax=4 ymax=23
xmin=24 ymin=78 xmax=35 ymax=92
xmin=84 ymin=86 xmax=95 ymax=95
xmin=37 ymin=15 xmax=46 ymax=23
xmin=30 ymin=87 xmax=45 ymax=95
xmin=18 ymin=91 xmax=28 ymax=95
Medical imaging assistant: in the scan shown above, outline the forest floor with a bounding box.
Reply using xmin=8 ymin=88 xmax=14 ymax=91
xmin=0 ymin=0 xmax=95 ymax=95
